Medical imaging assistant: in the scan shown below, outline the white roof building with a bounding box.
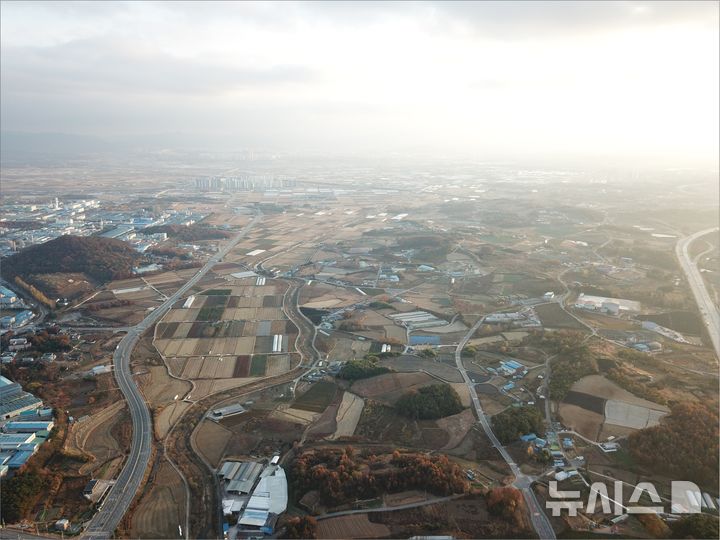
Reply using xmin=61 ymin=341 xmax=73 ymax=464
xmin=238 ymin=467 xmax=288 ymax=529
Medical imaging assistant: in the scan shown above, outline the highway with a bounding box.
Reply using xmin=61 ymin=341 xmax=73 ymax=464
xmin=82 ymin=212 xmax=262 ymax=539
xmin=455 ymin=318 xmax=556 ymax=540
xmin=675 ymin=227 xmax=720 ymax=360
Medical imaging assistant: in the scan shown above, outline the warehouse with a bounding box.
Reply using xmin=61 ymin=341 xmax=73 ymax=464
xmin=0 ymin=432 xmax=36 ymax=450
xmin=3 ymin=420 xmax=55 ymax=433
xmin=238 ymin=467 xmax=288 ymax=533
xmin=226 ymin=461 xmax=264 ymax=494
xmin=0 ymin=375 xmax=43 ymax=420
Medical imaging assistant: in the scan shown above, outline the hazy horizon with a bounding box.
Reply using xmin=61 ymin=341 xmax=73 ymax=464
xmin=1 ymin=1 xmax=719 ymax=168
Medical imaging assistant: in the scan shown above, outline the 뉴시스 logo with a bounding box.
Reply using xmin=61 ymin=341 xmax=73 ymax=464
xmin=546 ymin=480 xmax=705 ymax=516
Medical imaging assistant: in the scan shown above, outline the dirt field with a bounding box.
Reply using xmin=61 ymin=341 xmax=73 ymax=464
xmin=571 ymin=375 xmax=668 ymax=408
xmin=79 ymin=406 xmax=129 ymax=479
xmin=317 ymin=514 xmax=390 ymax=539
xmin=560 ymin=375 xmax=670 ymax=439
xmin=437 ymin=408 xmax=476 ymax=450
xmin=131 ymin=459 xmax=187 ymax=539
xmin=193 ymin=419 xmax=233 ymax=467
xmin=449 ymin=383 xmax=472 ymax=407
xmin=64 ymin=400 xmax=126 ymax=475
xmin=329 ymin=391 xmax=364 ymax=439
xmin=139 ymin=365 xmax=192 ymax=407
xmin=557 ymin=403 xmax=605 ymax=440
xmin=155 ymin=400 xmax=192 ymax=439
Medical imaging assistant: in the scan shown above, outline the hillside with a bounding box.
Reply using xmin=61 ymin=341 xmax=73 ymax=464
xmin=2 ymin=235 xmax=141 ymax=284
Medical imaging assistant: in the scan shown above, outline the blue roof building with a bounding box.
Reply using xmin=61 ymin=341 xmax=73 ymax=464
xmin=7 ymin=450 xmax=34 ymax=469
xmin=519 ymin=433 xmax=537 ymax=442
xmin=4 ymin=420 xmax=54 ymax=433
xmin=11 ymin=310 xmax=34 ymax=327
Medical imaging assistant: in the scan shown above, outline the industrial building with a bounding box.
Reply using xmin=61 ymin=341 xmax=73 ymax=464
xmin=574 ymin=294 xmax=640 ymax=314
xmin=3 ymin=420 xmax=55 ymax=433
xmin=210 ymin=403 xmax=246 ymax=420
xmin=224 ymin=461 xmax=264 ymax=494
xmin=237 ymin=466 xmax=288 ymax=533
xmin=0 ymin=286 xmax=19 ymax=306
xmin=0 ymin=432 xmax=36 ymax=450
xmin=388 ymin=310 xmax=446 ymax=330
xmin=0 ymin=375 xmax=43 ymax=419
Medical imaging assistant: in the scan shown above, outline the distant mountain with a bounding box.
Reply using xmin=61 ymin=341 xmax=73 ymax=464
xmin=0 ymin=131 xmax=113 ymax=162
xmin=2 ymin=235 xmax=141 ymax=284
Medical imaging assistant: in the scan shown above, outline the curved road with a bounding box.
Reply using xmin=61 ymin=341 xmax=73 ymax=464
xmin=455 ymin=318 xmax=556 ymax=540
xmin=82 ymin=213 xmax=262 ymax=539
xmin=675 ymin=227 xmax=720 ymax=360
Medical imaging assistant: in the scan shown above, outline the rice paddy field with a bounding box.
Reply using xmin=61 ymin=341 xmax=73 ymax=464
xmin=152 ymin=276 xmax=300 ymax=391
xmin=154 ymin=278 xmax=297 ymax=358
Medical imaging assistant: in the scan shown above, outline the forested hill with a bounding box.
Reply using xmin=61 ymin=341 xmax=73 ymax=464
xmin=2 ymin=235 xmax=140 ymax=283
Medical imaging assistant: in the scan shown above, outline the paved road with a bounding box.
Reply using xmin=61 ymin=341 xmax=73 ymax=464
xmin=455 ymin=318 xmax=556 ymax=540
xmin=676 ymin=227 xmax=720 ymax=360
xmin=82 ymin=213 xmax=262 ymax=539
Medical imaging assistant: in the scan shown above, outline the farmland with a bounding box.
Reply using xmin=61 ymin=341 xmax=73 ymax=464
xmin=292 ymin=381 xmax=338 ymax=413
xmin=535 ymin=303 xmax=588 ymax=330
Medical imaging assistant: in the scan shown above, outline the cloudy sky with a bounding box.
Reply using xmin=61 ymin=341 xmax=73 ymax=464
xmin=1 ymin=1 xmax=718 ymax=165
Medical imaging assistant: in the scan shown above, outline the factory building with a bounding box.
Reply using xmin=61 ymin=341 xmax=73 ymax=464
xmin=0 ymin=375 xmax=43 ymax=419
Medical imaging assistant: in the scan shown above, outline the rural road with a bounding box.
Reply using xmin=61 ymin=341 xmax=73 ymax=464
xmin=315 ymin=493 xmax=465 ymax=520
xmin=455 ymin=318 xmax=557 ymax=540
xmin=675 ymin=227 xmax=720 ymax=360
xmin=81 ymin=212 xmax=262 ymax=539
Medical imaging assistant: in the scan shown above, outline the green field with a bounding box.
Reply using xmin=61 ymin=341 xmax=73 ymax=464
xmin=249 ymin=355 xmax=267 ymax=376
xmin=358 ymin=287 xmax=385 ymax=296
xmin=292 ymin=381 xmax=337 ymax=412
xmin=535 ymin=303 xmax=587 ymax=330
xmin=201 ymin=289 xmax=232 ymax=296
xmin=196 ymin=305 xmax=225 ymax=321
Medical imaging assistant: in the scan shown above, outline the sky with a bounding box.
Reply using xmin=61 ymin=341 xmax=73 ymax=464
xmin=1 ymin=1 xmax=718 ymax=166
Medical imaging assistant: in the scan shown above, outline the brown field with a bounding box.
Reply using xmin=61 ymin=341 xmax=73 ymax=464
xmin=317 ymin=514 xmax=390 ymax=539
xmin=180 ymin=357 xmax=203 ymax=379
xmin=321 ymin=335 xmax=373 ymax=361
xmin=329 ymin=391 xmax=365 ymax=439
xmin=571 ymin=375 xmax=666 ymax=407
xmin=64 ymin=401 xmax=125 ymax=475
xmin=477 ymin=392 xmax=513 ymax=416
xmin=558 ymin=403 xmax=604 ymax=440
xmin=165 ymin=356 xmax=187 ymax=377
xmin=130 ymin=459 xmax=187 ymax=539
xmin=437 ymin=408 xmax=476 ymax=450
xmin=351 ymin=372 xmax=435 ymax=403
xmin=139 ymin=365 xmax=192 ymax=407
xmin=80 ymin=406 xmax=128 ymax=479
xmin=193 ymin=419 xmax=233 ymax=467
xmin=449 ymin=383 xmax=472 ymax=407
xmin=155 ymin=400 xmax=192 ymax=439
xmin=266 ymin=354 xmax=295 ymax=376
